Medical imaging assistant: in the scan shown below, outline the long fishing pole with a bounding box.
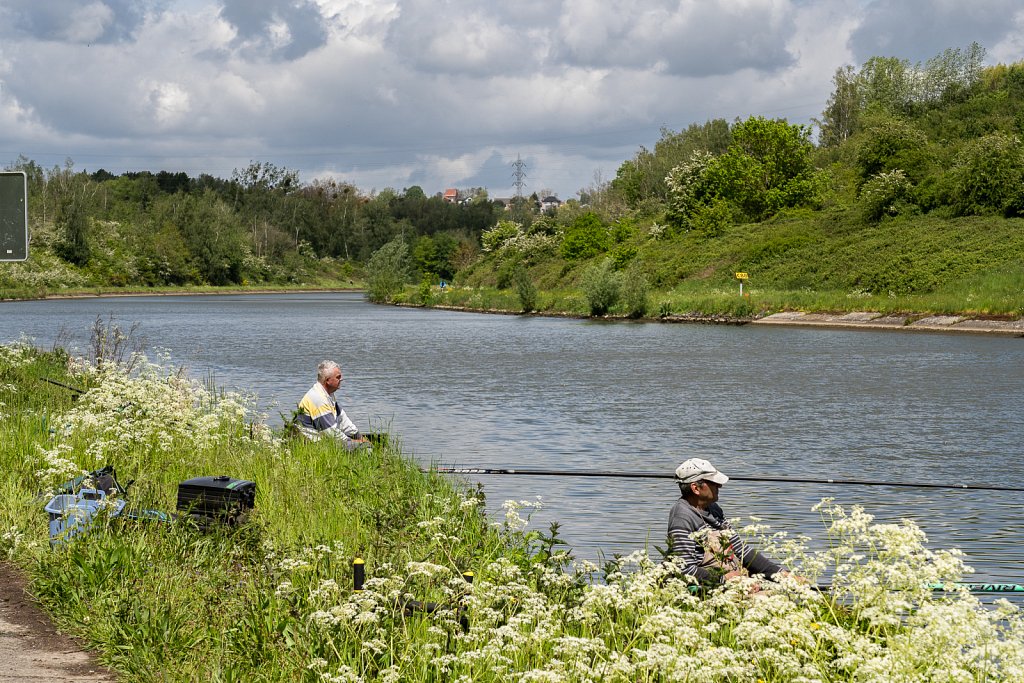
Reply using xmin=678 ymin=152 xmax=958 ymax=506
xmin=41 ymin=377 xmax=86 ymax=395
xmin=427 ymin=466 xmax=1024 ymax=493
xmin=812 ymin=582 xmax=1024 ymax=594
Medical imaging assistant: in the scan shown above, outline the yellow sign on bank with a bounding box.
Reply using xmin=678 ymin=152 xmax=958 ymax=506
xmin=735 ymin=272 xmax=748 ymax=280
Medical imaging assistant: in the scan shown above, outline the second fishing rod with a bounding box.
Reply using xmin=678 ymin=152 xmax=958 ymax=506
xmin=427 ymin=466 xmax=1024 ymax=494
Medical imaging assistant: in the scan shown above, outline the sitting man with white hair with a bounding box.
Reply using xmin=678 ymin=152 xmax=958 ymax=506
xmin=295 ymin=360 xmax=369 ymax=450
xmin=668 ymin=457 xmax=792 ymax=587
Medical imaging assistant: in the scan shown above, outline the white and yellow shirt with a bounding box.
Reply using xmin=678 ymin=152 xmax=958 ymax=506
xmin=296 ymin=382 xmax=360 ymax=442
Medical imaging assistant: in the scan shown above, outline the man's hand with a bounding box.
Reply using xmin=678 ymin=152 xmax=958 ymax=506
xmin=723 ymin=569 xmax=761 ymax=593
xmin=776 ymin=570 xmax=811 ymax=585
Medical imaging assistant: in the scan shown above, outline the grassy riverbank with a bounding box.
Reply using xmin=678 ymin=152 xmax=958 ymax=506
xmin=3 ymin=340 xmax=1024 ymax=681
xmin=407 ymin=213 xmax=1024 ymax=322
xmin=389 ymin=273 xmax=1024 ymax=325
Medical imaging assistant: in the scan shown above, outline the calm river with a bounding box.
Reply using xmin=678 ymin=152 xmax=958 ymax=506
xmin=3 ymin=292 xmax=1023 ymax=585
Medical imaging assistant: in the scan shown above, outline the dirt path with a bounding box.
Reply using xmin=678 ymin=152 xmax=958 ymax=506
xmin=0 ymin=563 xmax=114 ymax=682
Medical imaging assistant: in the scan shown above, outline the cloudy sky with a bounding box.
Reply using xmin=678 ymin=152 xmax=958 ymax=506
xmin=0 ymin=0 xmax=1022 ymax=200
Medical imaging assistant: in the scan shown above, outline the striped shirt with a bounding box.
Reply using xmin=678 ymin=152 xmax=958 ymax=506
xmin=667 ymin=498 xmax=782 ymax=584
xmin=296 ymin=382 xmax=360 ymax=442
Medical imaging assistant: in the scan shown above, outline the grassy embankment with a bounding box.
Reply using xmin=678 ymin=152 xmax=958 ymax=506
xmin=401 ymin=213 xmax=1024 ymax=321
xmin=3 ymin=340 xmax=1024 ymax=681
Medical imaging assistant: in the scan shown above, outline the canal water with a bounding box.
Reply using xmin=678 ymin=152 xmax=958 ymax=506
xmin=3 ymin=292 xmax=1023 ymax=585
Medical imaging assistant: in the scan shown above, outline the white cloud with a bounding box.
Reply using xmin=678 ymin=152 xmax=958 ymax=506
xmin=142 ymin=80 xmax=192 ymax=128
xmin=988 ymin=10 xmax=1024 ymax=64
xmin=63 ymin=2 xmax=116 ymax=43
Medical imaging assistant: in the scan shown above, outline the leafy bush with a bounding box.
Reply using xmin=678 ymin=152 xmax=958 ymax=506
xmin=947 ymin=133 xmax=1024 ymax=216
xmin=858 ymin=169 xmax=915 ymax=223
xmin=610 ymin=217 xmax=638 ymax=243
xmin=560 ymin=212 xmax=609 ymax=260
xmin=365 ymin=237 xmax=409 ymax=303
xmin=855 ymin=116 xmax=932 ymax=184
xmin=481 ymin=220 xmax=522 ymax=252
xmin=609 ymin=244 xmax=638 ymax=270
xmin=512 ymin=264 xmax=538 ymax=312
xmin=665 ymin=150 xmax=715 ymax=231
xmin=690 ymin=197 xmax=734 ymax=237
xmin=580 ymin=258 xmax=621 ymax=316
xmin=416 ymin=274 xmax=434 ymax=305
xmin=621 ymin=264 xmax=649 ymax=318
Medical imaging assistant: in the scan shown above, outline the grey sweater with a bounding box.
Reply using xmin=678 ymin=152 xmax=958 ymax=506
xmin=667 ymin=498 xmax=783 ymax=584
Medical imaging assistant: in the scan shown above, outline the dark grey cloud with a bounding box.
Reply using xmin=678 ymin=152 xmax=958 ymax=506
xmin=383 ymin=1 xmax=546 ymax=76
xmin=849 ymin=0 xmax=1019 ymax=64
xmin=0 ymin=0 xmax=163 ymax=43
xmin=385 ymin=0 xmax=797 ymax=78
xmin=219 ymin=0 xmax=327 ymax=61
xmin=555 ymin=0 xmax=798 ymax=77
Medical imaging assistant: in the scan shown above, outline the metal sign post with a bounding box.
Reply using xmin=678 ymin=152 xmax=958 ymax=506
xmin=735 ymin=271 xmax=748 ymax=296
xmin=0 ymin=172 xmax=28 ymax=261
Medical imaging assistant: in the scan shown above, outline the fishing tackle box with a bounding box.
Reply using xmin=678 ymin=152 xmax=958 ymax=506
xmin=176 ymin=475 xmax=256 ymax=525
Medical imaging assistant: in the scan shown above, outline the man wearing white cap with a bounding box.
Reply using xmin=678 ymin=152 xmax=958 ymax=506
xmin=668 ymin=457 xmax=786 ymax=586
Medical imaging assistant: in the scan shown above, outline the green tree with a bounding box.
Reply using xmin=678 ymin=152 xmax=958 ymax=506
xmin=701 ymin=116 xmax=818 ymax=222
xmin=355 ymin=190 xmax=401 ymax=258
xmin=860 ymin=56 xmax=915 ymax=113
xmin=611 ymin=120 xmax=730 ymax=211
xmin=54 ymin=196 xmax=91 ymax=266
xmin=365 ymin=236 xmax=409 ymax=303
xmin=818 ymin=65 xmax=863 ymax=147
xmin=855 ymin=116 xmax=932 ymax=185
xmin=512 ymin=263 xmax=538 ymax=313
xmin=159 ymin=190 xmax=248 ymax=285
xmin=947 ymin=132 xmax=1024 ymax=216
xmin=411 ymin=233 xmax=459 ymax=280
xmin=580 ymin=258 xmax=621 ymax=316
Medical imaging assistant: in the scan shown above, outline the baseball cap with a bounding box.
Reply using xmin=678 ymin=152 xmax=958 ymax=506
xmin=674 ymin=458 xmax=729 ymax=485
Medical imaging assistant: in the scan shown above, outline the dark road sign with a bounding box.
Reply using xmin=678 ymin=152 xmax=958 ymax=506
xmin=0 ymin=172 xmax=28 ymax=261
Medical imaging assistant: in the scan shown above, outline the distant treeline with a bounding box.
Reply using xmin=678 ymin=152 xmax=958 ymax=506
xmin=4 ymin=158 xmax=510 ymax=288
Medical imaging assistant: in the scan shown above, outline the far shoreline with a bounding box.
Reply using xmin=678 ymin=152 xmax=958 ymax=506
xmin=0 ymin=285 xmax=362 ymax=303
xmin=410 ymin=302 xmax=1024 ymax=337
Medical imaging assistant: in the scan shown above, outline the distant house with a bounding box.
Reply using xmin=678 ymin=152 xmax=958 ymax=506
xmin=540 ymin=195 xmax=562 ymax=212
xmin=442 ymin=188 xmax=459 ymax=203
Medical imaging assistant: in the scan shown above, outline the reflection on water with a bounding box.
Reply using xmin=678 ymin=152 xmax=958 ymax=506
xmin=4 ymin=292 xmax=1024 ymax=585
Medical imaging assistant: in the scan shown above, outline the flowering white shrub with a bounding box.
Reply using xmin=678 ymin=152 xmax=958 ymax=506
xmin=665 ymin=150 xmax=716 ymax=230
xmin=482 ymin=221 xmax=561 ymax=261
xmin=482 ymin=221 xmax=523 ymax=253
xmin=288 ymin=500 xmax=1023 ymax=683
xmin=858 ymin=168 xmax=913 ymax=222
xmin=0 ymin=253 xmax=91 ymax=290
xmin=55 ymin=354 xmax=278 ymax=466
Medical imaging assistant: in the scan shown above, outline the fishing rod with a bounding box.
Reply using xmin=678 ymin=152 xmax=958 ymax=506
xmin=813 ymin=582 xmax=1024 ymax=594
xmin=930 ymin=582 xmax=1024 ymax=593
xmin=427 ymin=466 xmax=1024 ymax=494
xmin=41 ymin=377 xmax=86 ymax=395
